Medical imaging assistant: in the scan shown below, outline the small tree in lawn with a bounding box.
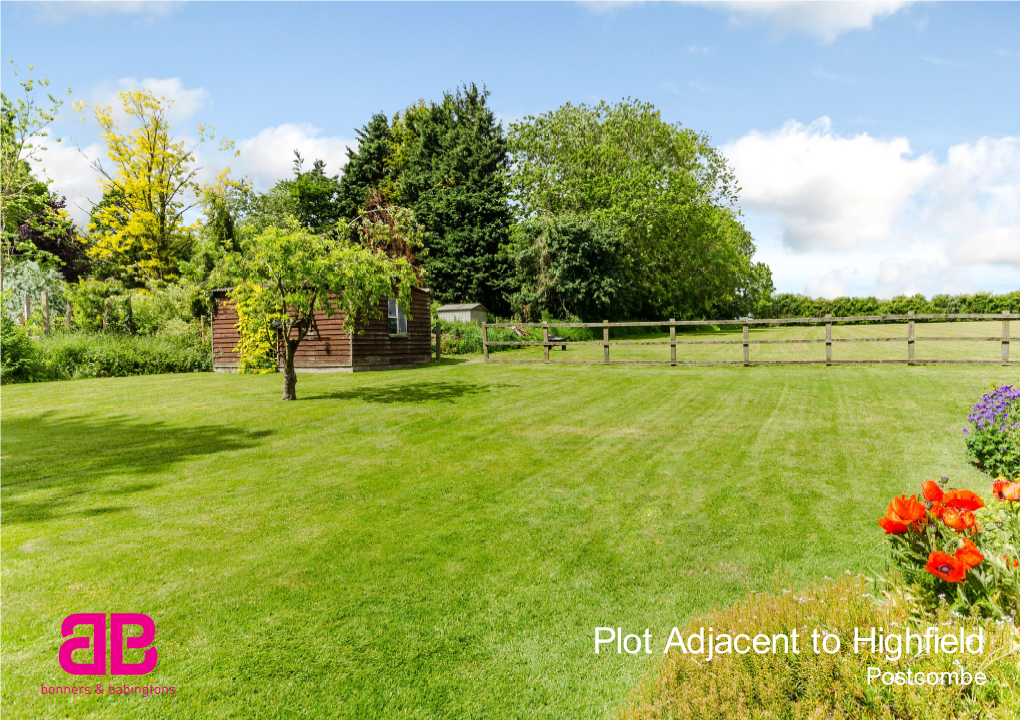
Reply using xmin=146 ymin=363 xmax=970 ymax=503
xmin=231 ymin=222 xmax=418 ymax=400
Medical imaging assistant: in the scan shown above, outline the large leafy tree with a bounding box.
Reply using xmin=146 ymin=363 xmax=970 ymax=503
xmin=1 ymin=63 xmax=72 ymax=293
xmin=230 ymin=217 xmax=419 ymax=401
xmin=507 ymin=214 xmax=632 ymax=321
xmin=84 ymin=88 xmax=235 ymax=283
xmin=277 ymin=151 xmax=344 ymax=234
xmin=398 ymin=84 xmax=512 ymax=313
xmin=507 ymin=99 xmax=771 ymax=319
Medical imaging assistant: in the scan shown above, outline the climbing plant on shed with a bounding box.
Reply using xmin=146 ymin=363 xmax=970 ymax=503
xmin=233 ymin=281 xmax=279 ymax=374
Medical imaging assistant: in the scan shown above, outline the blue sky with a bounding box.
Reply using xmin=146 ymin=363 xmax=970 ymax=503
xmin=3 ymin=1 xmax=1018 ymax=297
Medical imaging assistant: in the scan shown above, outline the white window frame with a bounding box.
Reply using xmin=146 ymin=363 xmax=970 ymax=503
xmin=388 ymin=298 xmax=408 ymax=337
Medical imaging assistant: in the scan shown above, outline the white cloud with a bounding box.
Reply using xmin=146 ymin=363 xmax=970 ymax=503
xmin=91 ymin=77 xmax=210 ymax=123
xmin=873 ymin=258 xmax=972 ymax=298
xmin=31 ymin=1 xmax=181 ymax=23
xmin=34 ymin=122 xmax=356 ymax=226
xmin=577 ymin=1 xmax=907 ymax=41
xmin=923 ymin=137 xmax=1020 ymax=267
xmin=577 ymin=1 xmax=645 ymax=15
xmin=715 ymin=1 xmax=911 ymax=42
xmin=223 ymin=123 xmax=354 ymax=189
xmin=229 ymin=123 xmax=355 ymax=190
xmin=805 ymin=268 xmax=852 ymax=298
xmin=724 ymin=117 xmax=936 ymax=251
xmin=30 ymin=141 xmax=104 ymax=227
xmin=727 ymin=119 xmax=1020 ymax=296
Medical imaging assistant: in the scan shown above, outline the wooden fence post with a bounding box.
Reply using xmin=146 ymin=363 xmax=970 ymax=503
xmin=670 ymin=319 xmax=676 ymax=366
xmin=543 ymin=322 xmax=550 ymax=363
xmin=603 ymin=320 xmax=610 ymax=365
xmin=1003 ymin=310 xmax=1010 ymax=365
xmin=23 ymin=292 xmax=31 ymax=328
xmin=907 ymin=311 xmax=915 ymax=364
xmin=743 ymin=318 xmax=750 ymax=366
xmin=825 ymin=314 xmax=832 ymax=365
xmin=65 ymin=301 xmax=72 ymax=331
xmin=41 ymin=290 xmax=50 ymax=336
xmin=481 ymin=323 xmax=488 ymax=363
xmin=124 ymin=296 xmax=134 ymax=335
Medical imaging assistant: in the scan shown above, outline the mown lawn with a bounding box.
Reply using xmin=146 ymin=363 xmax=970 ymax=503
xmin=1 ymin=361 xmax=1012 ymax=719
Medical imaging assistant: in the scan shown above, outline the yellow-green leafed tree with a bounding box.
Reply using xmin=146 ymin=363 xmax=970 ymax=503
xmin=83 ymin=89 xmax=234 ymax=282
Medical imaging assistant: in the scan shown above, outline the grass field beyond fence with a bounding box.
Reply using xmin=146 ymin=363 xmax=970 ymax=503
xmin=2 ymin=362 xmax=1016 ymax=719
xmin=486 ymin=319 xmax=1016 ymax=365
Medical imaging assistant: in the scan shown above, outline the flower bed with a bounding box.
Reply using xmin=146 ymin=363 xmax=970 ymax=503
xmin=877 ymin=477 xmax=1020 ymax=620
xmin=964 ymin=384 xmax=1020 ymax=478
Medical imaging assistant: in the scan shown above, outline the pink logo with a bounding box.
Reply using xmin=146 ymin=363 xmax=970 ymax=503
xmin=59 ymin=614 xmax=158 ymax=675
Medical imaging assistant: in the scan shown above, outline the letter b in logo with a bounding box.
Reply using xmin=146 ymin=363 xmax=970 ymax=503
xmin=59 ymin=613 xmax=106 ymax=675
xmin=111 ymin=613 xmax=157 ymax=675
xmin=59 ymin=613 xmax=157 ymax=675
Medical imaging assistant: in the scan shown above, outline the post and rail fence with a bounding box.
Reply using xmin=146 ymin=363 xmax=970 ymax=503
xmin=481 ymin=312 xmax=1019 ymax=367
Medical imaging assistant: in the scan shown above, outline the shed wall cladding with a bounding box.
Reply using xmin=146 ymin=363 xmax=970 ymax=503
xmin=211 ymin=287 xmax=430 ymax=373
xmin=288 ymin=313 xmax=354 ymax=371
xmin=350 ymin=288 xmax=432 ymax=370
xmin=211 ymin=299 xmax=242 ymax=371
xmin=442 ymin=310 xmax=473 ymax=323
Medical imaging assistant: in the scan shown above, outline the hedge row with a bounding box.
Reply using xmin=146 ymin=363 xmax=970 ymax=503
xmin=762 ymin=291 xmax=1020 ymax=320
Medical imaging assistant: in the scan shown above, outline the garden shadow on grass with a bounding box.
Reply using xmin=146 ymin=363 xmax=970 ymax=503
xmin=307 ymin=379 xmax=517 ymax=404
xmin=1 ymin=413 xmax=273 ymax=523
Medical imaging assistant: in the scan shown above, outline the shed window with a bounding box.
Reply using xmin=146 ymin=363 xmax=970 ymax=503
xmin=388 ymin=298 xmax=407 ymax=336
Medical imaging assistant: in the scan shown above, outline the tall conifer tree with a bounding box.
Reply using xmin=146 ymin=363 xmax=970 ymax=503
xmin=336 ymin=113 xmax=395 ymax=222
xmin=399 ymin=84 xmax=512 ymax=313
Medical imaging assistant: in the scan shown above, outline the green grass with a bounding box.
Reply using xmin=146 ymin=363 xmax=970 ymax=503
xmin=2 ymin=361 xmax=1015 ymax=719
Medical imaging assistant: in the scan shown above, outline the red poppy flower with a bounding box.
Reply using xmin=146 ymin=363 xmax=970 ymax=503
xmin=994 ymin=481 xmax=1020 ymax=502
xmin=887 ymin=495 xmax=927 ymax=524
xmin=955 ymin=539 xmax=983 ymax=569
xmin=1000 ymin=554 xmax=1020 ymax=568
xmin=926 ymin=551 xmax=967 ymax=583
xmin=942 ymin=508 xmax=977 ymax=531
xmin=929 ymin=502 xmax=946 ymax=519
xmin=921 ymin=480 xmax=944 ymax=503
xmin=878 ymin=516 xmax=909 ymax=534
xmin=942 ymin=489 xmax=985 ymax=511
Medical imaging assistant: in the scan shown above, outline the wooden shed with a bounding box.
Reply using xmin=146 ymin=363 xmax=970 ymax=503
xmin=436 ymin=303 xmax=488 ymax=327
xmin=210 ymin=287 xmax=432 ymax=373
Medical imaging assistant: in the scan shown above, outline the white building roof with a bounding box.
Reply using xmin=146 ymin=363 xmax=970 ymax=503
xmin=437 ymin=303 xmax=488 ymax=311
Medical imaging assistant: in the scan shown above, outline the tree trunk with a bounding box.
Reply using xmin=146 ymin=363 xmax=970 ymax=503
xmin=282 ymin=342 xmax=298 ymax=401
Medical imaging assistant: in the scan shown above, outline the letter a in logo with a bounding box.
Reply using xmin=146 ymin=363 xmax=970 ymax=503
xmin=59 ymin=613 xmax=106 ymax=675
xmin=111 ymin=613 xmax=157 ymax=675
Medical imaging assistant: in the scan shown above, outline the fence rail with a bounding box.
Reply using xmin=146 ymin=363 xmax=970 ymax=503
xmin=482 ymin=312 xmax=1019 ymax=366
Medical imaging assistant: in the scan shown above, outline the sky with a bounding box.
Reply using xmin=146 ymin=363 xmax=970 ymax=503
xmin=2 ymin=0 xmax=1018 ymax=298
